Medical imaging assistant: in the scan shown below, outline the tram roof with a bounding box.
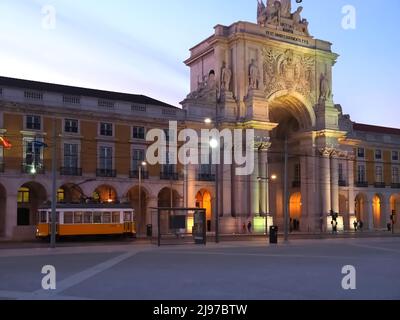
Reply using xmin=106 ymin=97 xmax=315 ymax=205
xmin=39 ymin=203 xmax=134 ymax=210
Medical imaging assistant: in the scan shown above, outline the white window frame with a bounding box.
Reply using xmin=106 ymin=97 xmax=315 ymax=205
xmin=23 ymin=136 xmax=44 ymax=166
xmin=98 ymin=143 xmax=115 ymax=170
xmin=132 ymin=126 xmax=146 ymax=140
xmin=131 ymin=147 xmax=146 ymax=171
xmin=64 ymin=119 xmax=80 ymax=134
xmin=357 ymin=164 xmax=366 ymax=182
xmin=357 ymin=147 xmax=365 ymax=159
xmin=393 ymin=166 xmax=400 ymax=184
xmin=99 ymin=122 xmax=114 ymax=137
xmin=25 ymin=115 xmax=42 ymax=131
xmin=375 ymin=149 xmax=383 ymax=161
xmin=392 ymin=151 xmax=399 ymax=162
xmin=375 ymin=165 xmax=383 ymax=183
xmin=62 ymin=141 xmax=81 ymax=169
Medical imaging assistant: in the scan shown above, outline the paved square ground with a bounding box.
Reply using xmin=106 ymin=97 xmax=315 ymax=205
xmin=0 ymin=237 xmax=399 ymax=300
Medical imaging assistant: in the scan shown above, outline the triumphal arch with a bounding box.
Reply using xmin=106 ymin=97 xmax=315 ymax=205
xmin=182 ymin=0 xmax=354 ymax=233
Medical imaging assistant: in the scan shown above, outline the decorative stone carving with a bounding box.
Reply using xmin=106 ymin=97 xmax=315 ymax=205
xmin=254 ymin=136 xmax=272 ymax=151
xmin=257 ymin=0 xmax=311 ymax=37
xmin=220 ymin=61 xmax=232 ymax=92
xmin=186 ymin=70 xmax=217 ymax=102
xmin=319 ymin=73 xmax=330 ymax=104
xmin=249 ymin=59 xmax=260 ymax=91
xmin=262 ymin=47 xmax=316 ymax=102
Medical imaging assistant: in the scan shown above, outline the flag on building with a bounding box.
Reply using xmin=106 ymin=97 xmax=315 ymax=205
xmin=0 ymin=137 xmax=12 ymax=149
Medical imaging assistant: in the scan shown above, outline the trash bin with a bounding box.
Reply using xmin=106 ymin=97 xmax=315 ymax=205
xmin=146 ymin=224 xmax=153 ymax=237
xmin=269 ymin=226 xmax=278 ymax=244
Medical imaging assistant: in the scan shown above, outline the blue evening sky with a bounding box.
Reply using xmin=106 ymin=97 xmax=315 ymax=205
xmin=0 ymin=0 xmax=399 ymax=128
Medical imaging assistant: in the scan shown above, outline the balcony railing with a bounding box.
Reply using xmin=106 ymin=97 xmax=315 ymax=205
xmin=129 ymin=170 xmax=149 ymax=179
xmin=21 ymin=163 xmax=45 ymax=174
xmin=160 ymin=171 xmax=180 ymax=181
xmin=356 ymin=181 xmax=369 ymax=188
xmin=197 ymin=173 xmax=216 ymax=181
xmin=0 ymin=163 xmax=4 ymax=173
xmin=96 ymin=169 xmax=117 ymax=178
xmin=60 ymin=167 xmax=82 ymax=176
xmin=339 ymin=180 xmax=348 ymax=187
xmin=391 ymin=183 xmax=400 ymax=189
xmin=292 ymin=180 xmax=301 ymax=188
xmin=374 ymin=182 xmax=386 ymax=189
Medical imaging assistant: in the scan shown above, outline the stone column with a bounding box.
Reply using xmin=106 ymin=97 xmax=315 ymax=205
xmin=259 ymin=149 xmax=268 ymax=215
xmin=5 ymin=194 xmax=17 ymax=239
xmin=250 ymin=147 xmax=260 ymax=216
xmin=320 ymin=148 xmax=332 ymax=231
xmin=331 ymin=153 xmax=340 ymax=214
xmin=347 ymin=156 xmax=356 ymax=229
xmin=306 ymin=147 xmax=318 ymax=232
xmin=222 ymin=149 xmax=232 ymax=217
xmin=300 ymin=155 xmax=308 ymax=230
xmin=367 ymin=199 xmax=374 ymax=231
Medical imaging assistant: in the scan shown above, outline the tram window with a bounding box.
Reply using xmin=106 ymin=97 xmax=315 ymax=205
xmin=84 ymin=212 xmax=92 ymax=224
xmin=64 ymin=212 xmax=73 ymax=224
xmin=74 ymin=212 xmax=83 ymax=224
xmin=103 ymin=212 xmax=111 ymax=224
xmin=93 ymin=212 xmax=102 ymax=224
xmin=112 ymin=212 xmax=120 ymax=223
xmin=39 ymin=211 xmax=47 ymax=223
xmin=124 ymin=211 xmax=132 ymax=222
xmin=48 ymin=212 xmax=60 ymax=223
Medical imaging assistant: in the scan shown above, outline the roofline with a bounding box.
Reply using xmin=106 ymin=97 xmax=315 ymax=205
xmin=0 ymin=76 xmax=178 ymax=109
xmin=353 ymin=122 xmax=400 ymax=136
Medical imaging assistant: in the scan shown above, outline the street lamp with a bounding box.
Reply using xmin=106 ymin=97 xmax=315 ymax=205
xmin=205 ymin=117 xmax=220 ymax=243
xmin=138 ymin=161 xmax=147 ymax=227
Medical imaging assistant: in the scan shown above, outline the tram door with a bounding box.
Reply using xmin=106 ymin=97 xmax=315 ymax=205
xmin=124 ymin=211 xmax=133 ymax=233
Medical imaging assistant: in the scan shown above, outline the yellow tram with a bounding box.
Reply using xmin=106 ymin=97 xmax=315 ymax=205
xmin=36 ymin=204 xmax=136 ymax=239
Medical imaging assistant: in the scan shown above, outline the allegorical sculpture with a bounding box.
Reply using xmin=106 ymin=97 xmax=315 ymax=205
xmin=257 ymin=0 xmax=310 ymax=36
xmin=319 ymin=73 xmax=331 ymax=103
xmin=220 ymin=61 xmax=232 ymax=91
xmin=249 ymin=59 xmax=260 ymax=90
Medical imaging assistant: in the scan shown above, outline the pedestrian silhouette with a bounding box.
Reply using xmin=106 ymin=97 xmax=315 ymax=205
xmin=247 ymin=221 xmax=252 ymax=233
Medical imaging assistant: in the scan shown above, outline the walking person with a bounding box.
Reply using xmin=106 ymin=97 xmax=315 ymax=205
xmin=353 ymin=220 xmax=358 ymax=232
xmin=247 ymin=221 xmax=252 ymax=234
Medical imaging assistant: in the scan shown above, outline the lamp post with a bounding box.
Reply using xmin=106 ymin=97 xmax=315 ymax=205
xmin=139 ymin=161 xmax=147 ymax=228
xmin=206 ymin=117 xmax=220 ymax=243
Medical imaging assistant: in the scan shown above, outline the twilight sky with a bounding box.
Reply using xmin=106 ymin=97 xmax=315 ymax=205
xmin=0 ymin=0 xmax=399 ymax=128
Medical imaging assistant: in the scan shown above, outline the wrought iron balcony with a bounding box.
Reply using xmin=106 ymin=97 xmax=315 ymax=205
xmin=21 ymin=163 xmax=45 ymax=174
xmin=96 ymin=169 xmax=117 ymax=178
xmin=391 ymin=183 xmax=400 ymax=189
xmin=197 ymin=173 xmax=216 ymax=181
xmin=356 ymin=181 xmax=369 ymax=188
xmin=129 ymin=170 xmax=149 ymax=179
xmin=374 ymin=182 xmax=386 ymax=189
xmin=160 ymin=171 xmax=180 ymax=181
xmin=292 ymin=180 xmax=301 ymax=188
xmin=60 ymin=167 xmax=82 ymax=176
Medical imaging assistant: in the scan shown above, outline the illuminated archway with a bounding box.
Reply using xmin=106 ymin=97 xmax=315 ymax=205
xmin=17 ymin=182 xmax=47 ymax=226
xmin=93 ymin=185 xmax=118 ymax=204
xmin=355 ymin=193 xmax=368 ymax=226
xmin=58 ymin=184 xmax=84 ymax=203
xmin=372 ymin=194 xmax=384 ymax=229
xmin=289 ymin=192 xmax=302 ymax=231
xmin=196 ymin=189 xmax=212 ymax=231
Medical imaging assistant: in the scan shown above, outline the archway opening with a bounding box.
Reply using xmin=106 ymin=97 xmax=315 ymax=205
xmin=157 ymin=187 xmax=180 ymax=208
xmin=289 ymin=192 xmax=302 ymax=231
xmin=17 ymin=182 xmax=47 ymax=226
xmin=127 ymin=186 xmax=148 ymax=235
xmin=58 ymin=184 xmax=84 ymax=204
xmin=373 ymin=194 xmax=384 ymax=229
xmin=93 ymin=185 xmax=118 ymax=204
xmin=0 ymin=184 xmax=6 ymax=236
xmin=355 ymin=194 xmax=368 ymax=226
xmin=196 ymin=189 xmax=212 ymax=232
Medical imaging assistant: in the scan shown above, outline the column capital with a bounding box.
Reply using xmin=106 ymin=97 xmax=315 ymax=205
xmin=254 ymin=136 xmax=271 ymax=151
